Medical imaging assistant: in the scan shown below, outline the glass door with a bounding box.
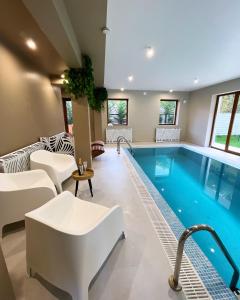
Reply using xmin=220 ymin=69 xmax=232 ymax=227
xmin=211 ymin=93 xmax=235 ymax=150
xmin=228 ymin=95 xmax=240 ymax=154
xmin=210 ymin=91 xmax=240 ymax=155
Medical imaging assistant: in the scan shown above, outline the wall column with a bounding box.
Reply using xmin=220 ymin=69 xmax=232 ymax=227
xmin=72 ymin=96 xmax=92 ymax=168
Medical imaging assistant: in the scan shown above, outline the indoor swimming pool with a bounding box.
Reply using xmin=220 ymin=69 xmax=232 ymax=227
xmin=130 ymin=147 xmax=240 ymax=289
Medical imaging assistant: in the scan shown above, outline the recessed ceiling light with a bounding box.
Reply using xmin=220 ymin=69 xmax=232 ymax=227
xmin=169 ymin=89 xmax=173 ymax=93
xmin=26 ymin=38 xmax=37 ymax=50
xmin=183 ymin=100 xmax=187 ymax=104
xmin=120 ymin=88 xmax=125 ymax=92
xmin=194 ymin=78 xmax=199 ymax=84
xmin=143 ymin=92 xmax=147 ymax=95
xmin=128 ymin=75 xmax=134 ymax=82
xmin=146 ymin=47 xmax=155 ymax=59
xmin=61 ymin=74 xmax=65 ymax=79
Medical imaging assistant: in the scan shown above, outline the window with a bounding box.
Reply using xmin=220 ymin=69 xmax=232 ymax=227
xmin=62 ymin=98 xmax=73 ymax=134
xmin=107 ymin=99 xmax=128 ymax=125
xmin=210 ymin=91 xmax=240 ymax=155
xmin=159 ymin=100 xmax=178 ymax=125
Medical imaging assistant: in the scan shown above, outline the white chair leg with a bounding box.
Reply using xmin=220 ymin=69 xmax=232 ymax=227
xmin=72 ymin=287 xmax=88 ymax=300
xmin=27 ymin=266 xmax=32 ymax=277
xmin=55 ymin=183 xmax=63 ymax=194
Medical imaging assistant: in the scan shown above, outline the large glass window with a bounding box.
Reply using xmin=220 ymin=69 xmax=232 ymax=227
xmin=229 ymin=95 xmax=240 ymax=153
xmin=107 ymin=99 xmax=128 ymax=125
xmin=159 ymin=100 xmax=178 ymax=125
xmin=210 ymin=91 xmax=240 ymax=154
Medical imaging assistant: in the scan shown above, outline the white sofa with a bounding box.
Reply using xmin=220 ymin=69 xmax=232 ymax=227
xmin=25 ymin=191 xmax=125 ymax=300
xmin=30 ymin=150 xmax=77 ymax=193
xmin=0 ymin=170 xmax=57 ymax=238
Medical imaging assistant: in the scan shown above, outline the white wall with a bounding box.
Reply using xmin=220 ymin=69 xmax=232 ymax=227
xmin=102 ymin=90 xmax=190 ymax=142
xmin=186 ymin=78 xmax=240 ymax=146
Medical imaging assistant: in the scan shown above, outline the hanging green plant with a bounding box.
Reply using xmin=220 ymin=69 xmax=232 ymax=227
xmin=63 ymin=55 xmax=107 ymax=112
xmin=91 ymin=87 xmax=108 ymax=112
xmin=63 ymin=54 xmax=95 ymax=103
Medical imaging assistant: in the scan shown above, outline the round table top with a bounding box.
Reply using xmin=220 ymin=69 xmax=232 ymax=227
xmin=72 ymin=168 xmax=94 ymax=181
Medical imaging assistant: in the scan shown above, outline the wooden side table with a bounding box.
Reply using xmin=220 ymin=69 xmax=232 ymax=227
xmin=72 ymin=168 xmax=94 ymax=197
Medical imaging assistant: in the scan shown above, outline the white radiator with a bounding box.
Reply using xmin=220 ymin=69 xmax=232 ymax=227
xmin=106 ymin=128 xmax=132 ymax=143
xmin=156 ymin=128 xmax=180 ymax=142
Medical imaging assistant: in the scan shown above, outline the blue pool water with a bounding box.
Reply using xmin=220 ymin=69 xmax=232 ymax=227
xmin=131 ymin=147 xmax=240 ymax=289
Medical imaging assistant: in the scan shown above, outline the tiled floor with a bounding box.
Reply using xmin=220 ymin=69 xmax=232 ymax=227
xmin=1 ymin=147 xmax=185 ymax=300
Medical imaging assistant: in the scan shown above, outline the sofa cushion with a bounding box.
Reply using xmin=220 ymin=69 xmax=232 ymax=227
xmin=40 ymin=133 xmax=75 ymax=156
xmin=0 ymin=142 xmax=44 ymax=173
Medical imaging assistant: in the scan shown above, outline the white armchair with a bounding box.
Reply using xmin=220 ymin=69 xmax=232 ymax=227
xmin=30 ymin=150 xmax=77 ymax=193
xmin=0 ymin=170 xmax=57 ymax=237
xmin=25 ymin=191 xmax=125 ymax=300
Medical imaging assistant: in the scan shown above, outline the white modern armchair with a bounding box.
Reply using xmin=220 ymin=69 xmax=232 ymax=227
xmin=25 ymin=191 xmax=125 ymax=300
xmin=0 ymin=170 xmax=57 ymax=238
xmin=30 ymin=150 xmax=77 ymax=193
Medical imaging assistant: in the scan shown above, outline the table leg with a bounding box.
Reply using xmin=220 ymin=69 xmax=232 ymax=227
xmin=88 ymin=179 xmax=93 ymax=197
xmin=75 ymin=181 xmax=79 ymax=197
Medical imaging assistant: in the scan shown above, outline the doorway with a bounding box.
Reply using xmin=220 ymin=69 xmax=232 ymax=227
xmin=62 ymin=97 xmax=73 ymax=135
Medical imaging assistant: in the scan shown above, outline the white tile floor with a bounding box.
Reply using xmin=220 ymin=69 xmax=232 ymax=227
xmin=1 ymin=146 xmax=185 ymax=300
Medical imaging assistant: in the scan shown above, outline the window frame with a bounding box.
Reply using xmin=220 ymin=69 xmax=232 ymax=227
xmin=209 ymin=91 xmax=240 ymax=156
xmin=107 ymin=98 xmax=129 ymax=126
xmin=159 ymin=99 xmax=179 ymax=125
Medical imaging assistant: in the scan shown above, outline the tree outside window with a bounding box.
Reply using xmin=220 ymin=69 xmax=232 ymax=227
xmin=159 ymin=100 xmax=178 ymax=125
xmin=107 ymin=99 xmax=128 ymax=125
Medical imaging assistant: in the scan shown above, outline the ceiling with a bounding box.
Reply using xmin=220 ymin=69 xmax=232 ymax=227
xmin=0 ymin=0 xmax=67 ymax=76
xmin=23 ymin=0 xmax=107 ymax=86
xmin=104 ymin=0 xmax=240 ymax=91
xmin=64 ymin=0 xmax=107 ymax=86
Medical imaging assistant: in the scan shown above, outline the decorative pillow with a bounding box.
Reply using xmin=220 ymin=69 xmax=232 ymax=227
xmin=91 ymin=140 xmax=104 ymax=146
xmin=0 ymin=142 xmax=44 ymax=173
xmin=40 ymin=133 xmax=75 ymax=156
xmin=39 ymin=136 xmax=55 ymax=152
xmin=55 ymin=135 xmax=75 ymax=156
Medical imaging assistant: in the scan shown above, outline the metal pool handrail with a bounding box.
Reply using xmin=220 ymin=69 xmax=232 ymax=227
xmin=116 ymin=136 xmax=134 ymax=155
xmin=168 ymin=224 xmax=240 ymax=294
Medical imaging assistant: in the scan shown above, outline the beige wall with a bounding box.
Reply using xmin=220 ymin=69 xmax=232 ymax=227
xmin=186 ymin=78 xmax=240 ymax=146
xmin=102 ymin=90 xmax=190 ymax=142
xmin=0 ymin=44 xmax=65 ymax=156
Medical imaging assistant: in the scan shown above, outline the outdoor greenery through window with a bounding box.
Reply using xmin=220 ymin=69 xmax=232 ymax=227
xmin=63 ymin=98 xmax=73 ymax=135
xmin=159 ymin=100 xmax=178 ymax=125
xmin=107 ymin=99 xmax=128 ymax=125
xmin=211 ymin=91 xmax=240 ymax=154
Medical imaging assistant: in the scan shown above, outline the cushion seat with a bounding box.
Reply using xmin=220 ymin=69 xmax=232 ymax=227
xmin=30 ymin=150 xmax=77 ymax=193
xmin=0 ymin=170 xmax=57 ymax=237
